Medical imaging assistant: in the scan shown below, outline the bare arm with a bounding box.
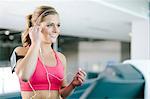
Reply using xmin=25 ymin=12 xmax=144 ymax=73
xmin=15 ymin=43 xmax=40 ymax=82
xmin=60 ymin=72 xmax=86 ymax=99
xmin=58 ymin=53 xmax=86 ymax=98
xmin=59 ymin=82 xmax=75 ymax=98
xmin=15 ymin=26 xmax=42 ymax=82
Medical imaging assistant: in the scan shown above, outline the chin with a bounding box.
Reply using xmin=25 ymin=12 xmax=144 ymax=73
xmin=44 ymin=40 xmax=57 ymax=44
xmin=51 ymin=38 xmax=57 ymax=43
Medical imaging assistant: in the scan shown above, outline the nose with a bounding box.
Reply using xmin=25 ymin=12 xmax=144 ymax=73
xmin=52 ymin=25 xmax=60 ymax=33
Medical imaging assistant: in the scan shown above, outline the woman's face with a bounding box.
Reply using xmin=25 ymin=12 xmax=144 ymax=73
xmin=40 ymin=14 xmax=60 ymax=44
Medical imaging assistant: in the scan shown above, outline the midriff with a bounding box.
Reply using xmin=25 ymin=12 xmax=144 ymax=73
xmin=21 ymin=90 xmax=62 ymax=99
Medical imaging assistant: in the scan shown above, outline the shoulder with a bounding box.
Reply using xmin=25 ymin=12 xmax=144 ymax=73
xmin=56 ymin=51 xmax=67 ymax=66
xmin=14 ymin=46 xmax=29 ymax=56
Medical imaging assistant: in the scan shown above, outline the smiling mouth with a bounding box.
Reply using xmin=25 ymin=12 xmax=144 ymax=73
xmin=49 ymin=34 xmax=58 ymax=39
xmin=50 ymin=35 xmax=56 ymax=38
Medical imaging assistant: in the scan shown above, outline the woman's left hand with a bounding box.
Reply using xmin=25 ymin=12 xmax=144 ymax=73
xmin=71 ymin=69 xmax=86 ymax=87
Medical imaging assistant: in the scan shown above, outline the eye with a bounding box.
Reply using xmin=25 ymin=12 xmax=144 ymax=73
xmin=47 ymin=23 xmax=53 ymax=27
xmin=57 ymin=24 xmax=60 ymax=27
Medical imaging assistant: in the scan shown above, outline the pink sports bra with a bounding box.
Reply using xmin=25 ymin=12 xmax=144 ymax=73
xmin=19 ymin=51 xmax=64 ymax=91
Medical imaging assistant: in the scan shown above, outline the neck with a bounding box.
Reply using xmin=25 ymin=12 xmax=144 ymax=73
xmin=40 ymin=42 xmax=53 ymax=53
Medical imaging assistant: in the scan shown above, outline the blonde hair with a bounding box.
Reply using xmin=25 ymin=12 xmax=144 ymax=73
xmin=21 ymin=6 xmax=58 ymax=47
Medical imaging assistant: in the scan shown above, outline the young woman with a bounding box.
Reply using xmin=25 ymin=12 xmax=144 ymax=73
xmin=10 ymin=5 xmax=86 ymax=99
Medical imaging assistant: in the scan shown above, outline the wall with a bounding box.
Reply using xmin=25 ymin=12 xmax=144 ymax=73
xmin=78 ymin=41 xmax=121 ymax=72
xmin=121 ymin=42 xmax=130 ymax=62
xmin=61 ymin=41 xmax=78 ymax=83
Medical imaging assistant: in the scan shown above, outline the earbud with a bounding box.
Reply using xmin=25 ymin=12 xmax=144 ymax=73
xmin=78 ymin=68 xmax=82 ymax=71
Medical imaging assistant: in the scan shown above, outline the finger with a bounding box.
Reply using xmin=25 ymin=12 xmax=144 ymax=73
xmin=31 ymin=26 xmax=37 ymax=32
xmin=33 ymin=26 xmax=41 ymax=33
xmin=74 ymin=74 xmax=82 ymax=82
xmin=34 ymin=22 xmax=40 ymax=26
xmin=78 ymin=68 xmax=86 ymax=76
xmin=73 ymin=75 xmax=78 ymax=80
xmin=79 ymin=70 xmax=87 ymax=76
xmin=76 ymin=73 xmax=85 ymax=78
xmin=77 ymin=75 xmax=85 ymax=82
xmin=29 ymin=27 xmax=35 ymax=34
xmin=78 ymin=71 xmax=86 ymax=77
xmin=29 ymin=27 xmax=33 ymax=31
xmin=77 ymin=77 xmax=83 ymax=84
xmin=78 ymin=71 xmax=84 ymax=77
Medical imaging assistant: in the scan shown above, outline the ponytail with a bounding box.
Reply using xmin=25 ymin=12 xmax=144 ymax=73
xmin=21 ymin=14 xmax=32 ymax=47
xmin=26 ymin=14 xmax=32 ymax=28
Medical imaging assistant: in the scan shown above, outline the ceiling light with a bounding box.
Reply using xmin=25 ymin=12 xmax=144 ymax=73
xmin=9 ymin=35 xmax=14 ymax=40
xmin=4 ymin=31 xmax=10 ymax=35
xmin=128 ymin=32 xmax=132 ymax=37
